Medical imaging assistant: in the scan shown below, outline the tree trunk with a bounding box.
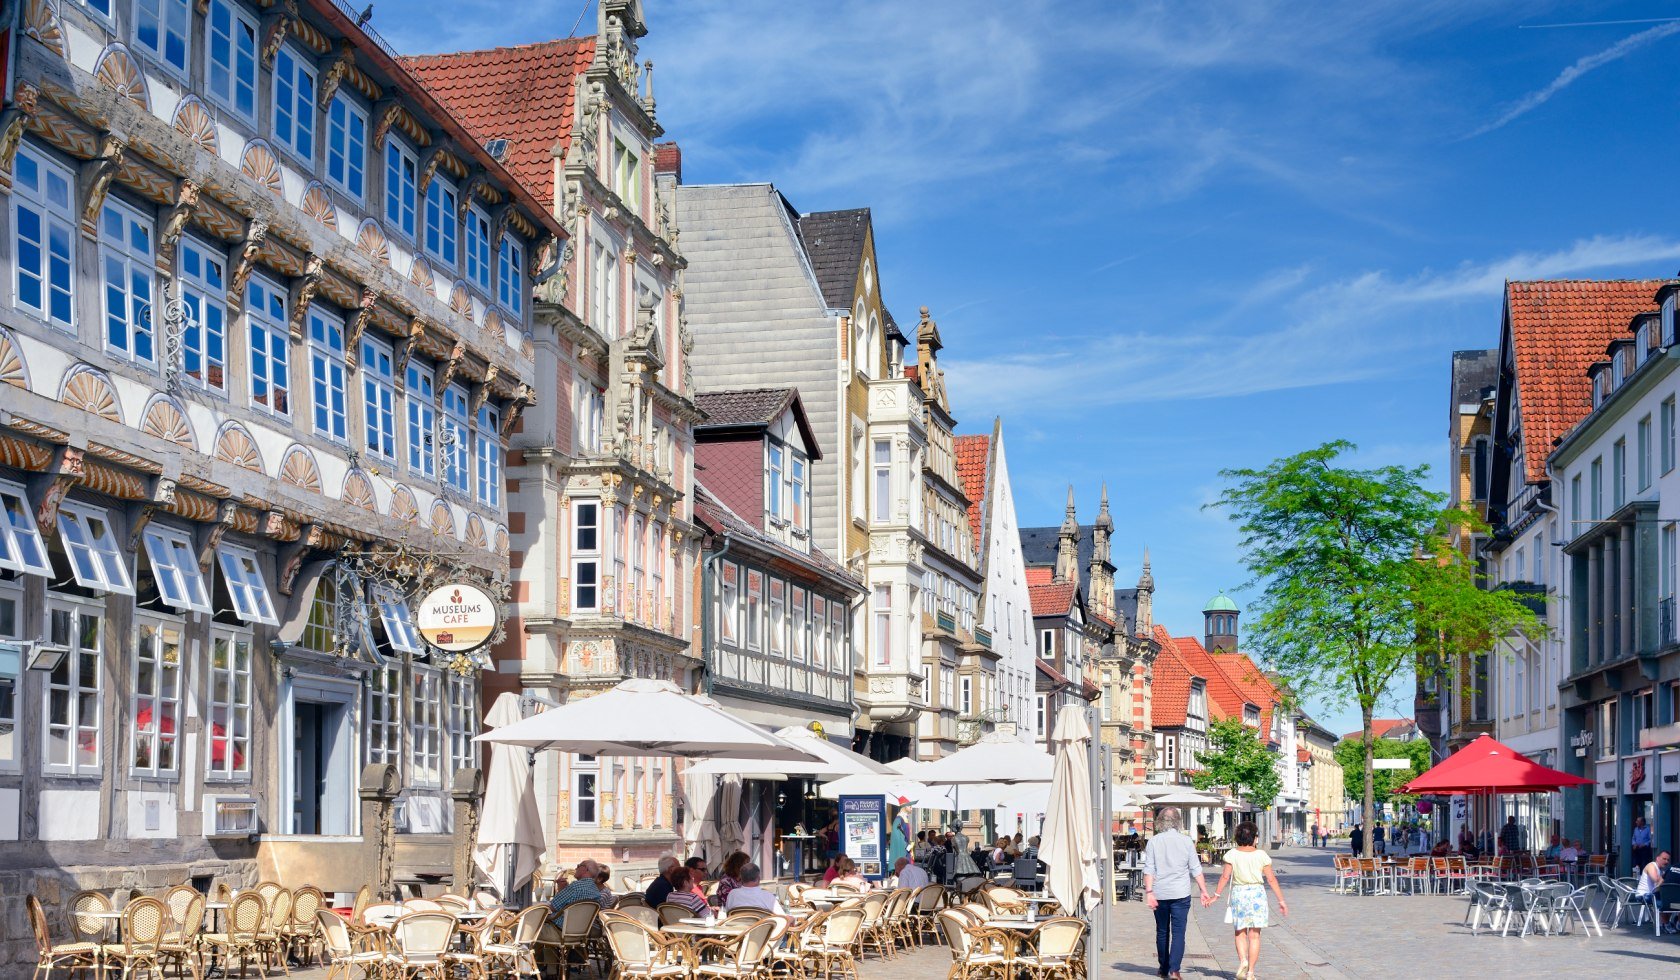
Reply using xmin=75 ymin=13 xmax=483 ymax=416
xmin=1362 ymin=702 xmax=1376 ymax=859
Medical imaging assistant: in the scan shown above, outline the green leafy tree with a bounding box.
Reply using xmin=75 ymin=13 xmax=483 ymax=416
xmin=1189 ymin=718 xmax=1282 ymax=809
xmin=1214 ymin=441 xmax=1542 ymax=857
xmin=1332 ymin=737 xmax=1432 ymax=807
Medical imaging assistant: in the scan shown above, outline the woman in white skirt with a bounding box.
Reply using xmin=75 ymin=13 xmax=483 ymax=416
xmin=1211 ymin=821 xmax=1288 ymax=980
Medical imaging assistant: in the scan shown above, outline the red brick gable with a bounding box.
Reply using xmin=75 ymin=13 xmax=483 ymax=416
xmin=1506 ymin=279 xmax=1666 ymax=484
xmin=404 ymin=37 xmax=597 ymax=207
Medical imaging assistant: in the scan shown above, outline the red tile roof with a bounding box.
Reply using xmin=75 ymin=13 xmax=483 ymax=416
xmin=954 ymin=435 xmax=989 ymax=548
xmin=1150 ymin=639 xmax=1197 ymax=728
xmin=1296 ymin=747 xmax=1311 ymax=763
xmin=1506 ymin=280 xmax=1666 ymax=484
xmin=1340 ymin=718 xmax=1418 ymax=742
xmin=403 ymin=37 xmax=597 ymax=206
xmin=1163 ymin=630 xmax=1252 ymax=722
xmin=1029 ymin=581 xmax=1076 ymax=618
xmin=1213 ymin=653 xmax=1281 ymax=741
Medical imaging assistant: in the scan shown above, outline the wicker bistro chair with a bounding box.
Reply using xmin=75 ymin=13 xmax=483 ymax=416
xmin=284 ymin=887 xmax=325 ymax=966
xmin=99 ymin=896 xmax=170 ymax=980
xmin=202 ymin=891 xmax=269 ymax=979
xmin=768 ymin=908 xmax=827 ymax=980
xmin=878 ymin=889 xmax=913 ymax=952
xmin=1014 ymin=917 xmax=1086 ymax=980
xmin=535 ymin=900 xmax=599 ymax=980
xmin=28 ymin=894 xmax=102 ymax=980
xmin=317 ymin=909 xmax=388 ymax=980
xmin=616 ymin=894 xmax=651 ymax=911
xmin=164 ymin=886 xmax=200 ymax=931
xmin=656 ymin=904 xmax=693 ymax=928
xmin=597 ymin=911 xmax=690 ymax=980
xmin=477 ymin=905 xmax=549 ymax=980
xmin=909 ymin=884 xmax=946 ymax=946
xmin=386 ymin=911 xmax=458 ymax=980
xmin=693 ymin=916 xmax=779 ymax=980
xmin=801 ymin=905 xmax=866 ymax=980
xmin=856 ymin=892 xmax=893 ymax=960
xmin=935 ymin=909 xmax=1010 ymax=980
xmin=159 ymin=893 xmax=207 ymax=980
xmin=617 ymin=906 xmax=661 ymax=931
xmin=259 ymin=888 xmax=294 ymax=975
xmin=67 ymin=890 xmax=116 ymax=946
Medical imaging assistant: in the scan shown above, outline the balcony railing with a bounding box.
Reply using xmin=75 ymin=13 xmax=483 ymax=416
xmin=1504 ymin=581 xmax=1547 ymax=619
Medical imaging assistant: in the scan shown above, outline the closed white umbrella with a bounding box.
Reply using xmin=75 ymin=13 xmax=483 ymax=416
xmin=681 ymin=766 xmax=722 ymax=862
xmin=475 ymin=678 xmax=823 ymax=761
xmin=1150 ymin=789 xmax=1227 ymax=806
xmin=473 ymin=693 xmax=547 ymax=901
xmin=686 ymin=726 xmax=898 ymax=777
xmin=717 ymin=774 xmax=744 ymax=858
xmin=1041 ymin=705 xmax=1100 ymax=917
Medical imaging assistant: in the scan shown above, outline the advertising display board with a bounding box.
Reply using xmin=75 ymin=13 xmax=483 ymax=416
xmin=839 ymin=795 xmax=888 ymax=880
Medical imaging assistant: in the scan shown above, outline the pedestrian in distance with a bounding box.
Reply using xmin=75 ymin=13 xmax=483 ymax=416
xmin=1632 ymin=815 xmax=1655 ymax=875
xmin=1142 ymin=805 xmax=1212 ymax=980
xmin=1350 ymin=823 xmax=1364 ymax=856
xmin=1211 ymin=821 xmax=1289 ymax=980
xmin=1373 ymin=822 xmax=1385 ymax=856
xmin=1498 ymin=815 xmax=1521 ymax=856
xmin=1310 ymin=821 xmax=1320 ymax=848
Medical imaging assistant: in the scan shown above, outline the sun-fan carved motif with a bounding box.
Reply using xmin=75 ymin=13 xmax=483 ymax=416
xmin=23 ymin=0 xmax=66 ymax=56
xmin=171 ymin=97 xmax=218 ymax=154
xmin=278 ymin=445 xmax=322 ymax=493
xmin=409 ymin=256 xmax=435 ymax=291
xmin=494 ymin=525 xmax=510 ymax=556
xmin=213 ymin=423 xmax=263 ymax=472
xmin=429 ymin=500 xmax=456 ymax=537
xmin=300 ymin=182 xmax=337 ymax=228
xmin=465 ymin=514 xmax=487 ymax=549
xmin=140 ymin=396 xmax=195 ymax=449
xmin=449 ymin=282 xmax=474 ymax=322
xmin=390 ymin=485 xmax=420 ymax=525
xmin=59 ymin=365 xmax=122 ymax=423
xmin=342 ymin=469 xmax=377 ymax=511
xmin=240 ymin=140 xmax=283 ymax=195
xmin=0 ymin=328 xmax=29 ymax=390
xmin=355 ymin=220 xmax=389 ymax=266
xmin=93 ymin=44 xmax=149 ymax=110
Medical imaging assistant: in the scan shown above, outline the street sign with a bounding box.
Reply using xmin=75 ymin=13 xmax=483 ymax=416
xmin=415 ymin=582 xmax=499 ymax=652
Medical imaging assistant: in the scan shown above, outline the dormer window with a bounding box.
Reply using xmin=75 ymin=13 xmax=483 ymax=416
xmin=1638 ymin=322 xmax=1652 ymax=365
xmin=1592 ymin=372 xmax=1605 ymax=407
xmin=1613 ymin=352 xmax=1627 ymax=388
xmin=1665 ymin=293 xmax=1677 ymax=348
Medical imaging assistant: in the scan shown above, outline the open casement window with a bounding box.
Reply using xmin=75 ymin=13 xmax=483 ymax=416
xmin=0 ymin=482 xmax=50 ymax=577
xmin=375 ymin=587 xmax=423 ymax=654
xmin=217 ymin=546 xmax=277 ymax=625
xmin=141 ymin=525 xmax=211 ymax=613
xmin=59 ymin=502 xmax=133 ymax=594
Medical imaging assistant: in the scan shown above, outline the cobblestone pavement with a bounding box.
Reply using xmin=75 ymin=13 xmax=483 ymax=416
xmin=1103 ymin=846 xmax=1680 ymax=979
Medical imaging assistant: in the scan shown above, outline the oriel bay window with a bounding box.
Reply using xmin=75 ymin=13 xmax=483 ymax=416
xmin=100 ymin=199 xmax=155 ymax=365
xmin=718 ymin=562 xmax=739 ymax=644
xmin=45 ymin=598 xmax=102 ymax=775
xmin=769 ymin=579 xmax=786 ymax=656
xmin=13 ymin=143 xmax=76 ymax=331
xmin=206 ymin=630 xmax=252 ymax=779
xmin=132 ymin=620 xmax=184 ymax=777
xmin=873 ymin=585 xmax=892 ymax=667
xmin=746 ymin=571 xmax=763 ymax=650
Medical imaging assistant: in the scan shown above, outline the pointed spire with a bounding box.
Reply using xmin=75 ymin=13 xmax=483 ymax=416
xmin=1054 ymin=486 xmax=1080 ymax=584
xmin=1138 ymin=546 xmax=1154 ymax=590
xmin=1095 ymin=482 xmax=1113 ymax=531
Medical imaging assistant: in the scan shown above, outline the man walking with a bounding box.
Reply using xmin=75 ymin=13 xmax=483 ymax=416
xmin=1311 ymin=821 xmax=1321 ymax=848
xmin=1143 ymin=806 xmax=1211 ymax=980
xmin=1350 ymin=823 xmax=1364 ymax=856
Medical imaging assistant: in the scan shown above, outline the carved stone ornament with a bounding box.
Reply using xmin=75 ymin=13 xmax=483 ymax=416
xmin=35 ymin=446 xmax=85 ymax=538
xmin=127 ymin=477 xmax=179 ymax=549
xmin=288 ymin=255 xmax=325 ymax=340
xmin=198 ymin=499 xmax=239 ymax=571
xmin=0 ymin=84 xmax=41 ymax=190
xmin=227 ymin=220 xmax=270 ymax=312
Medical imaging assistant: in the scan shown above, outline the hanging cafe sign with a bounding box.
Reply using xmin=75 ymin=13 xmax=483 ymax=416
xmin=416 ymin=583 xmax=500 ymax=653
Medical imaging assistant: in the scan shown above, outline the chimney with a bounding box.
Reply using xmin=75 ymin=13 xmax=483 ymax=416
xmin=654 ymin=141 xmax=682 ymax=183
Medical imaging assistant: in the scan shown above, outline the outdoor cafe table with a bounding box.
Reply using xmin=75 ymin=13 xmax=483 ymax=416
xmin=81 ymin=910 xmax=123 ymax=940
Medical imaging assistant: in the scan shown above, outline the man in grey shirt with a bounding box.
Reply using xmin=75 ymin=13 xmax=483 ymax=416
xmin=1142 ymin=806 xmax=1210 ymax=979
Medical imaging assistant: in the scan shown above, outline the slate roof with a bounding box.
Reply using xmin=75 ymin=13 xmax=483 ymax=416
xmin=403 ymin=37 xmax=597 ymax=206
xmin=954 ymin=435 xmax=990 ymax=548
xmin=1506 ymin=280 xmax=1666 ymax=484
xmin=1114 ymin=588 xmax=1139 ymax=630
xmin=692 ymin=482 xmax=861 ymax=591
xmin=1452 ymin=349 xmax=1498 ymax=406
xmin=693 ymin=388 xmax=822 ymax=458
xmin=796 ymin=209 xmax=870 ymax=311
xmin=1021 ymin=524 xmax=1103 ymax=573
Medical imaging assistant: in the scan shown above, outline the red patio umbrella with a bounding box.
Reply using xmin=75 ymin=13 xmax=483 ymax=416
xmin=1401 ymin=734 xmax=1592 ymax=795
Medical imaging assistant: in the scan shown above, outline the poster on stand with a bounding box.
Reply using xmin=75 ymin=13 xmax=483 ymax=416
xmin=839 ymin=795 xmax=888 ymax=880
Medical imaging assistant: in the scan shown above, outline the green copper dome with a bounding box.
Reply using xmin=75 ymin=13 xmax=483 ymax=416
xmin=1204 ymin=593 xmax=1239 ymax=613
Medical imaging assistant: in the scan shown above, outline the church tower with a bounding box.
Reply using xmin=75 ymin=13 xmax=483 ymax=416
xmin=1054 ymin=486 xmax=1079 ymax=584
xmin=1088 ymin=485 xmax=1114 ymax=618
xmin=1136 ymin=548 xmax=1154 ymax=634
xmin=1204 ymin=593 xmax=1239 ymax=652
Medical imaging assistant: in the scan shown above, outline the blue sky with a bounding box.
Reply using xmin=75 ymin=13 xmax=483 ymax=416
xmin=387 ymin=2 xmax=1680 ymax=734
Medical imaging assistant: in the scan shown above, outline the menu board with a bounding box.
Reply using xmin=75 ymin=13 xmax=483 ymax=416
xmin=839 ymin=795 xmax=888 ymax=879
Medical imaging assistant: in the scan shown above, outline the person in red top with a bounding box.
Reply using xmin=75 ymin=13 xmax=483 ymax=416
xmin=821 ymin=856 xmax=841 ymax=885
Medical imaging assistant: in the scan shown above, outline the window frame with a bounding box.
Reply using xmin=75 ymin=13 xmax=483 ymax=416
xmin=361 ymin=335 xmax=398 ymax=462
xmin=423 ymin=176 xmax=459 ymax=268
xmin=498 ymin=235 xmax=525 ymax=318
xmin=442 ymin=383 xmax=471 ymax=493
xmin=406 ymin=361 xmax=437 ymax=479
xmin=572 ymin=754 xmax=599 ymax=826
xmin=872 ymin=439 xmax=892 ymax=523
xmin=0 ymin=480 xmax=52 ymax=578
xmin=272 ymin=44 xmax=317 ymax=164
xmin=131 ymin=617 xmax=185 ymax=779
xmin=134 ymin=0 xmax=192 ymax=77
xmin=247 ymin=276 xmax=291 ymax=417
xmin=717 ymin=562 xmax=739 ymax=645
xmin=325 ymin=93 xmax=367 ymax=202
xmin=12 ymin=142 xmax=77 ymax=332
xmin=141 ymin=523 xmax=212 ymax=613
xmin=571 ymin=500 xmax=601 ymax=612
xmin=205 ymin=0 xmax=258 ymax=122
xmin=59 ymin=501 xmax=134 ymax=595
xmin=446 ymin=671 xmax=476 ymax=774
xmin=365 ymin=664 xmax=401 ymax=767
xmin=205 ymin=628 xmax=253 ymax=781
xmin=375 ymin=586 xmax=423 ymax=655
xmin=178 ymin=236 xmax=229 ymax=391
xmin=0 ymin=588 xmax=22 ymax=771
xmin=465 ymin=205 xmax=493 ymax=292
xmin=308 ymin=305 xmax=349 ymax=443
xmin=217 ymin=545 xmax=278 ymax=625
xmin=872 ymin=585 xmax=891 ymax=667
xmin=98 ymin=196 xmax=157 ymax=366
xmin=410 ymin=666 xmax=443 ymax=788
xmin=476 ymin=403 xmax=502 ymax=508
xmin=43 ymin=596 xmax=103 ymax=776
xmin=384 ymin=139 xmax=419 ymax=241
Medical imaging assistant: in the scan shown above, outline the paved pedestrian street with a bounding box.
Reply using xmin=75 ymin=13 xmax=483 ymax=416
xmin=1102 ymin=847 xmax=1680 ymax=978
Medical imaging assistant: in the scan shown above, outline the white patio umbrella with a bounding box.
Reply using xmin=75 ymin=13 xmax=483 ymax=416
xmin=909 ymin=732 xmax=1055 ymax=816
xmin=473 ymin=693 xmax=547 ymax=901
xmin=681 ymin=766 xmax=723 ymax=862
xmin=475 ymin=678 xmax=824 ymax=761
xmin=818 ymin=773 xmax=956 ymax=809
xmin=1041 ymin=705 xmax=1100 ymax=916
xmin=717 ymin=774 xmax=745 ymax=858
xmin=1150 ymin=789 xmax=1228 ymax=807
xmin=685 ymin=726 xmax=899 ymax=777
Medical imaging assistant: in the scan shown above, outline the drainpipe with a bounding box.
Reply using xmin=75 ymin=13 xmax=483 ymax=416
xmin=699 ymin=534 xmax=732 ymax=698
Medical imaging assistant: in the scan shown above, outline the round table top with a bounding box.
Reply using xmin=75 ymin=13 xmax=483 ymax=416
xmin=81 ymin=911 xmax=123 ymax=920
xmin=454 ymin=910 xmax=490 ymax=920
xmin=985 ymin=917 xmax=1050 ymax=930
xmin=663 ymin=922 xmax=742 ymax=937
xmin=205 ymin=903 xmax=231 ymax=910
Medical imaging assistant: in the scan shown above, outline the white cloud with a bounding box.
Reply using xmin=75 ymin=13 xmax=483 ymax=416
xmin=943 ymin=234 xmax=1680 ymax=416
xmin=1465 ymin=22 xmax=1680 ymax=139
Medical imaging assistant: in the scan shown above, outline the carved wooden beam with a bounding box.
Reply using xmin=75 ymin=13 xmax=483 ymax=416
xmin=156 ymin=179 xmax=202 ymax=275
xmin=500 ymin=384 xmax=535 ymax=439
xmin=198 ymin=499 xmax=239 ymax=571
xmin=226 ymin=219 xmax=270 ymax=315
xmin=128 ymin=477 xmax=178 ymax=551
xmin=490 ymin=202 xmax=515 ymax=246
xmin=288 ymin=254 xmax=325 ymax=341
xmin=457 ymin=172 xmax=489 ymax=219
xmin=395 ymin=317 xmax=426 ymax=385
xmin=438 ymin=340 xmax=466 ymax=392
xmin=344 ymin=287 xmax=379 ymax=370
xmin=316 ymin=40 xmax=357 ymax=109
xmin=278 ymin=523 xmax=324 ymax=596
xmin=416 ymin=139 xmax=448 ymax=197
xmin=78 ymin=135 xmax=126 ymax=240
xmin=0 ymin=83 xmax=41 ymax=192
xmin=260 ymin=0 xmax=300 ymax=67
xmin=34 ymin=446 xmax=84 ymax=538
xmin=469 ymin=364 xmax=500 ymax=415
xmin=371 ymin=98 xmax=404 ymax=150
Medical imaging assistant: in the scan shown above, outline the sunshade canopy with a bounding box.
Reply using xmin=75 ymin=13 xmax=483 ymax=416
xmin=818 ymin=773 xmax=956 ymax=809
xmin=1402 ymin=734 xmax=1593 ymax=795
xmin=909 ymin=733 xmax=1056 ymax=786
xmin=1148 ymin=789 xmax=1228 ymax=806
xmin=686 ymin=726 xmax=898 ymax=777
xmin=475 ymin=678 xmax=822 ymax=761
xmin=1041 ymin=705 xmax=1101 ymax=915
